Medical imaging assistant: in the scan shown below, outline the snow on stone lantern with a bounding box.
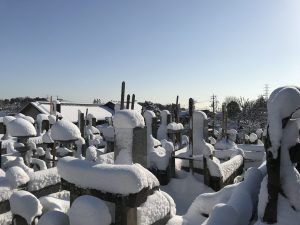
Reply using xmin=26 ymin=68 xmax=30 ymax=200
xmin=50 ymin=119 xmax=81 ymax=158
xmin=6 ymin=118 xmax=37 ymax=165
xmin=113 ymin=109 xmax=147 ymax=167
xmin=2 ymin=116 xmax=16 ymax=139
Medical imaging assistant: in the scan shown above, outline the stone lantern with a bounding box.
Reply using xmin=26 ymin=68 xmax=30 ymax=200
xmin=6 ymin=118 xmax=37 ymax=165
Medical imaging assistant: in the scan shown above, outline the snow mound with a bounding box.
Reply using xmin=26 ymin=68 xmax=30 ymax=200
xmin=57 ymin=157 xmax=159 ymax=194
xmin=85 ymin=146 xmax=97 ymax=162
xmin=39 ymin=196 xmax=69 ymax=213
xmin=137 ymin=190 xmax=172 ymax=225
xmin=113 ymin=109 xmax=145 ymax=129
xmin=207 ymin=155 xmax=243 ymax=181
xmin=68 ymin=195 xmax=111 ymax=225
xmin=51 ymin=119 xmax=81 ymax=141
xmin=9 ymin=191 xmax=42 ymax=224
xmin=6 ymin=166 xmax=30 ymax=188
xmin=214 ymin=138 xmax=237 ymax=150
xmin=7 ymin=118 xmax=37 ymax=137
xmin=167 ymin=122 xmax=184 ymax=131
xmin=27 ymin=167 xmax=61 ymax=192
xmin=249 ymin=133 xmax=258 ymax=143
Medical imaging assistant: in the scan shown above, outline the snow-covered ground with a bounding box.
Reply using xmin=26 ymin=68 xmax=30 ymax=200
xmin=161 ymin=171 xmax=213 ymax=215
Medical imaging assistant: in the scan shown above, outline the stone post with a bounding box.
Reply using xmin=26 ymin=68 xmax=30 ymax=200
xmin=78 ymin=111 xmax=85 ymax=138
xmin=121 ymin=81 xmax=125 ymax=110
xmin=126 ymin=94 xmax=130 ymax=109
xmin=131 ymin=94 xmax=135 ymax=110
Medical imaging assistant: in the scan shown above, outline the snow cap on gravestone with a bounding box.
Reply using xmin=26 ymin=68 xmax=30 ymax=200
xmin=113 ymin=109 xmax=145 ymax=129
xmin=6 ymin=118 xmax=37 ymax=137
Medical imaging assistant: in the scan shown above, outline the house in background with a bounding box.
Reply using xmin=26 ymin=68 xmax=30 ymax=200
xmin=19 ymin=101 xmax=114 ymax=125
xmin=105 ymin=101 xmax=143 ymax=114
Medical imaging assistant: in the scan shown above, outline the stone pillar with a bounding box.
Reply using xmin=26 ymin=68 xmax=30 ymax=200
xmin=132 ymin=127 xmax=147 ymax=167
xmin=78 ymin=111 xmax=85 ymax=138
xmin=126 ymin=94 xmax=130 ymax=109
xmin=120 ymin=81 xmax=125 ymax=110
xmin=131 ymin=94 xmax=135 ymax=110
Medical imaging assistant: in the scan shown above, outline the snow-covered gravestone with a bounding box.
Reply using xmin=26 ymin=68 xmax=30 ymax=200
xmin=113 ymin=110 xmax=147 ymax=167
xmin=192 ymin=111 xmax=209 ymax=155
xmin=36 ymin=114 xmax=50 ymax=136
xmin=144 ymin=110 xmax=158 ymax=139
xmin=157 ymin=110 xmax=171 ymax=141
xmin=262 ymin=86 xmax=300 ymax=223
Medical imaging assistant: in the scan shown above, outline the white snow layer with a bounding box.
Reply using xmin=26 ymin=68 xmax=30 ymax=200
xmin=3 ymin=157 xmax=34 ymax=174
xmin=250 ymin=133 xmax=258 ymax=143
xmin=167 ymin=122 xmax=184 ymax=131
xmin=85 ymin=146 xmax=98 ymax=162
xmin=51 ymin=119 xmax=81 ymax=141
xmin=6 ymin=166 xmax=30 ymax=188
xmin=27 ymin=167 xmax=61 ymax=191
xmin=3 ymin=116 xmax=15 ymax=125
xmin=9 ymin=190 xmax=42 ymax=224
xmin=214 ymin=138 xmax=237 ymax=150
xmin=57 ymin=157 xmax=159 ymax=194
xmin=205 ymin=167 xmax=265 ymax=225
xmin=6 ymin=118 xmax=37 ymax=137
xmin=96 ymin=152 xmax=115 ymax=164
xmin=113 ymin=109 xmax=145 ymax=129
xmin=68 ymin=195 xmax=111 ymax=225
xmin=39 ymin=196 xmax=69 ymax=214
xmin=192 ymin=111 xmax=209 ymax=156
xmin=207 ymin=155 xmax=243 ymax=181
xmin=137 ymin=190 xmax=174 ymax=225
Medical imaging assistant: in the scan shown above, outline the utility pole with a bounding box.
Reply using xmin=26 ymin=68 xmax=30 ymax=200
xmin=264 ymin=84 xmax=269 ymax=100
xmin=211 ymin=94 xmax=218 ymax=132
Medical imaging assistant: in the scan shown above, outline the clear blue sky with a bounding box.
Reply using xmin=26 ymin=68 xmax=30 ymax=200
xmin=1 ymin=0 xmax=299 ymax=109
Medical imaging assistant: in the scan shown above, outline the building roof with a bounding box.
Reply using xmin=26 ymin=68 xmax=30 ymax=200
xmin=27 ymin=102 xmax=113 ymax=123
xmin=105 ymin=101 xmax=143 ymax=114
